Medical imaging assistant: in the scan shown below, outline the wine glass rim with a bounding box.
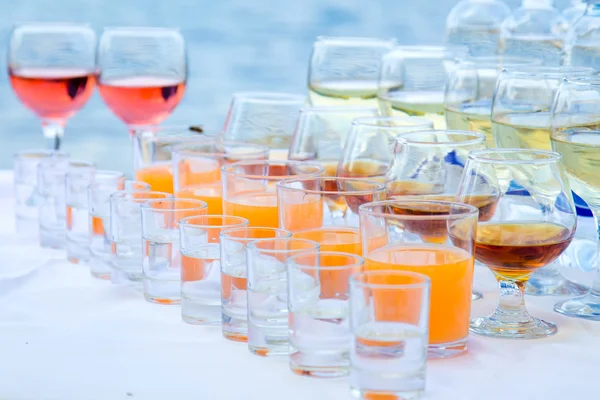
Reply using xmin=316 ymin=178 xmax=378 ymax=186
xmin=221 ymin=160 xmax=325 ymax=180
xmin=219 ymin=226 xmax=292 ymax=240
xmin=287 ymin=251 xmax=365 ymax=271
xmin=501 ymin=66 xmax=595 ymax=78
xmin=140 ymin=198 xmax=208 ymax=212
xmin=314 ymin=36 xmax=396 ymax=46
xmin=395 ymin=130 xmax=486 ymax=146
xmin=352 ymin=116 xmax=434 ymax=129
xmin=172 ymin=140 xmax=269 ymax=158
xmin=276 ymin=177 xmax=387 ymax=195
xmin=179 ymin=214 xmax=249 ymax=229
xmin=456 ymin=55 xmax=541 ymax=68
xmin=350 ymin=270 xmax=431 ymax=290
xmin=231 ymin=91 xmax=306 ymax=104
xmin=245 ymin=237 xmax=320 ymax=253
xmin=468 ymin=149 xmax=562 ymax=164
xmin=358 ymin=200 xmax=479 ymax=220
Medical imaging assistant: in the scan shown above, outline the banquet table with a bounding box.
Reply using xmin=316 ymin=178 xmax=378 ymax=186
xmin=0 ymin=170 xmax=599 ymax=400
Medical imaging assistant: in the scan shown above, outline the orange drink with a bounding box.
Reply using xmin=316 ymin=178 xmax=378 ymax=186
xmin=292 ymin=227 xmax=361 ymax=255
xmin=135 ymin=163 xmax=174 ymax=193
xmin=365 ymin=244 xmax=474 ymax=345
xmin=223 ymin=192 xmax=279 ymax=228
xmin=359 ymin=199 xmax=478 ymax=358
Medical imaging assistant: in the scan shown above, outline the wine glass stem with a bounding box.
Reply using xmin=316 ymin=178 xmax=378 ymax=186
xmin=494 ymin=279 xmax=533 ymax=324
xmin=42 ymin=121 xmax=65 ymax=151
xmin=585 ymin=206 xmax=600 ymax=297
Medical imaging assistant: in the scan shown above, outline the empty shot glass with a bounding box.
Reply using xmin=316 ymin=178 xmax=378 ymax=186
xmin=65 ymin=161 xmax=97 ymax=263
xmin=349 ymin=271 xmax=431 ymax=400
xmin=287 ymin=251 xmax=364 ymax=378
xmin=109 ymin=191 xmax=173 ymax=283
xmin=88 ymin=180 xmax=150 ymax=279
xmin=179 ymin=215 xmax=249 ymax=324
xmin=220 ymin=227 xmax=292 ymax=342
xmin=141 ymin=198 xmax=208 ymax=304
xmin=246 ymin=238 xmax=320 ymax=357
xmin=38 ymin=157 xmax=70 ymax=249
xmin=13 ymin=150 xmax=68 ymax=235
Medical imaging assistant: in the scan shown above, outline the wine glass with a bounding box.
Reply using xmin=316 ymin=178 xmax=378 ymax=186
xmin=551 ymin=77 xmax=600 ymax=319
xmin=378 ymin=45 xmax=468 ymax=129
xmin=287 ymin=106 xmax=378 ymax=177
xmin=97 ymin=27 xmax=187 ymax=137
xmin=221 ymin=92 xmax=306 ymax=160
xmin=444 ymin=56 xmax=540 ymax=147
xmin=338 ymin=116 xmax=433 ymax=181
xmin=8 ymin=23 xmax=97 ymax=150
xmin=308 ymin=36 xmax=396 ymax=108
xmin=456 ymin=149 xmax=577 ymax=338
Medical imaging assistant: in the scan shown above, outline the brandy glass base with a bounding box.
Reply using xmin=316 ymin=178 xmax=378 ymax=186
xmin=554 ymin=293 xmax=600 ymax=320
xmin=525 ymin=276 xmax=588 ymax=296
xmin=470 ymin=315 xmax=557 ymax=339
xmin=472 ymin=291 xmax=483 ymax=301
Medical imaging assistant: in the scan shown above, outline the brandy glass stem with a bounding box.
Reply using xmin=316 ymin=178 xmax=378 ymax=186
xmin=554 ymin=208 xmax=600 ymax=319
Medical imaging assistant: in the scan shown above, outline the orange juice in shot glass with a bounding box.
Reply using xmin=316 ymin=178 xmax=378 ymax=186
xmin=359 ymin=200 xmax=477 ymax=359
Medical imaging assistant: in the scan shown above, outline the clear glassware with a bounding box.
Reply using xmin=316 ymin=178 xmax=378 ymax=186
xmin=457 ymin=149 xmax=577 ymax=338
xmin=359 ymin=200 xmax=478 ymax=358
xmin=13 ymin=150 xmax=68 ymax=235
xmin=37 ymin=157 xmax=70 ymax=249
xmin=221 ymin=92 xmax=306 ymax=160
xmin=349 ymin=271 xmax=431 ymax=399
xmin=307 ymin=37 xmax=396 ymax=108
xmin=566 ymin=1 xmax=600 ymax=68
xmin=97 ymin=27 xmax=187 ymax=137
xmin=378 ymin=46 xmax=468 ymax=129
xmin=133 ymin=126 xmax=208 ymax=193
xmin=338 ymin=116 xmax=433 ymax=182
xmin=551 ymin=77 xmax=600 ymax=318
xmin=563 ymin=0 xmax=587 ymax=25
xmin=8 ymin=23 xmax=97 ymax=150
xmin=444 ymin=55 xmax=541 ymax=148
xmin=445 ymin=0 xmax=512 ymax=56
xmin=287 ymin=107 xmax=379 ymax=177
xmin=65 ymin=161 xmax=97 ymax=263
xmin=219 ymin=227 xmax=291 ymax=342
xmin=287 ymin=251 xmax=364 ymax=377
xmin=179 ymin=215 xmax=249 ymax=325
xmin=172 ymin=140 xmax=269 ymax=214
xmin=221 ymin=160 xmax=324 ymax=228
xmin=88 ymin=180 xmax=150 ymax=280
xmin=499 ymin=0 xmax=568 ymax=65
xmin=246 ymin=238 xmax=320 ymax=357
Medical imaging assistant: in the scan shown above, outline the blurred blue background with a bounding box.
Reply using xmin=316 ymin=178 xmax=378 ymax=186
xmin=0 ymin=0 xmax=572 ymax=173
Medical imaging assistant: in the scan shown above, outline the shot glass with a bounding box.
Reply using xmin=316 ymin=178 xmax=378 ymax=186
xmin=246 ymin=238 xmax=320 ymax=357
xmin=65 ymin=161 xmax=97 ymax=263
xmin=140 ymin=198 xmax=208 ymax=304
xmin=179 ymin=215 xmax=249 ymax=324
xmin=349 ymin=271 xmax=431 ymax=400
xmin=219 ymin=227 xmax=292 ymax=342
xmin=13 ymin=150 xmax=68 ymax=235
xmin=88 ymin=180 xmax=151 ymax=279
xmin=287 ymin=251 xmax=364 ymax=378
xmin=37 ymin=157 xmax=70 ymax=249
xmin=359 ymin=200 xmax=477 ymax=358
xmin=109 ymin=191 xmax=173 ymax=283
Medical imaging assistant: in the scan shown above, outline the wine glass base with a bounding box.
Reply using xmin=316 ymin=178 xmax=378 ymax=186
xmin=525 ymin=277 xmax=588 ymax=297
xmin=472 ymin=291 xmax=483 ymax=301
xmin=554 ymin=294 xmax=600 ymax=321
xmin=469 ymin=315 xmax=557 ymax=339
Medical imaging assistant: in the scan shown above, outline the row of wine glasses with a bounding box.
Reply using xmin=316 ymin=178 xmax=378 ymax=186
xmin=8 ymin=24 xmax=186 ymax=149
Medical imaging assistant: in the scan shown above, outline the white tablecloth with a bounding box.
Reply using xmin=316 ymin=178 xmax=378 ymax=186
xmin=0 ymin=170 xmax=599 ymax=400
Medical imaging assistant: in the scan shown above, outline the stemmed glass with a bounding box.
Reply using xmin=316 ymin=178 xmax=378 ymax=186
xmin=8 ymin=23 xmax=97 ymax=150
xmin=492 ymin=66 xmax=595 ymax=296
xmin=456 ymin=149 xmax=577 ymax=338
xmin=444 ymin=56 xmax=540 ymax=148
xmin=338 ymin=116 xmax=433 ymax=181
xmin=97 ymin=27 xmax=187 ymax=137
xmin=308 ymin=36 xmax=396 ymax=108
xmin=551 ymin=77 xmax=600 ymax=319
